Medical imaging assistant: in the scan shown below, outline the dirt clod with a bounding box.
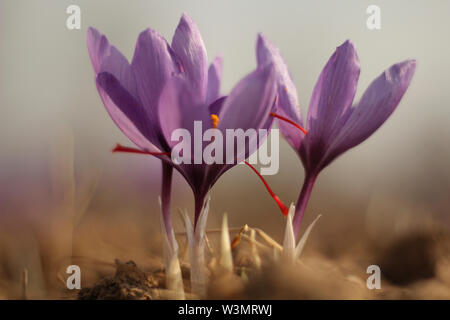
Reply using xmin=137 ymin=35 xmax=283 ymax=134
xmin=378 ymin=233 xmax=437 ymax=286
xmin=78 ymin=260 xmax=159 ymax=300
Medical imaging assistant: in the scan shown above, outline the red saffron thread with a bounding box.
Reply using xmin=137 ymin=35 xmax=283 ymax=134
xmin=270 ymin=112 xmax=307 ymax=135
xmin=112 ymin=144 xmax=171 ymax=156
xmin=244 ymin=161 xmax=289 ymax=216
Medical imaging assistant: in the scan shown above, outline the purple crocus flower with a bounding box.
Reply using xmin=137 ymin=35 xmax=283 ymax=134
xmin=87 ymin=14 xmax=277 ymax=231
xmin=257 ymin=35 xmax=416 ymax=238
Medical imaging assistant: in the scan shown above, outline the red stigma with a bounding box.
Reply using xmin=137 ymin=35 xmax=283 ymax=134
xmin=112 ymin=144 xmax=171 ymax=156
xmin=270 ymin=112 xmax=307 ymax=135
xmin=244 ymin=161 xmax=289 ymax=216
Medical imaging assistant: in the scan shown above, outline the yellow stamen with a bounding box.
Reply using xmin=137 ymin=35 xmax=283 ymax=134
xmin=211 ymin=114 xmax=219 ymax=129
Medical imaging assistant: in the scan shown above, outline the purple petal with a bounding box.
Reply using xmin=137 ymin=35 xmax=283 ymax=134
xmin=324 ymin=60 xmax=416 ymax=164
xmin=87 ymin=27 xmax=138 ymax=98
xmin=257 ymin=34 xmax=303 ymax=150
xmin=157 ymin=77 xmax=212 ymax=195
xmin=171 ymin=13 xmax=208 ymax=101
xmin=96 ymin=72 xmax=161 ymax=152
xmin=307 ymin=40 xmax=360 ymax=145
xmin=87 ymin=27 xmax=108 ymax=74
xmin=218 ymin=64 xmax=276 ymax=131
xmin=131 ymin=28 xmax=178 ymax=121
xmin=208 ymin=96 xmax=227 ymax=116
xmin=202 ymin=105 xmax=277 ymax=193
xmin=218 ymin=63 xmax=276 ymax=162
xmin=88 ymin=27 xmax=161 ymax=151
xmin=158 ymin=77 xmax=211 ymax=149
xmin=206 ymin=55 xmax=223 ymax=105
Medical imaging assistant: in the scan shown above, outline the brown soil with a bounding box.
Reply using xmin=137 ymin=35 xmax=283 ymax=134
xmin=73 ymin=229 xmax=450 ymax=300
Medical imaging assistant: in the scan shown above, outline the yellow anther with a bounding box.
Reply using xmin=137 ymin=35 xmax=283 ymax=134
xmin=211 ymin=114 xmax=219 ymax=129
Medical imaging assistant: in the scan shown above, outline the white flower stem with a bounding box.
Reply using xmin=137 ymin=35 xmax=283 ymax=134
xmin=158 ymin=162 xmax=184 ymax=299
xmin=159 ymin=197 xmax=184 ymax=299
xmin=282 ymin=203 xmax=322 ymax=263
xmin=183 ymin=195 xmax=211 ymax=297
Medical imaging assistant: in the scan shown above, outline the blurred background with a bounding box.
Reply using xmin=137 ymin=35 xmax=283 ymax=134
xmin=0 ymin=0 xmax=449 ymax=299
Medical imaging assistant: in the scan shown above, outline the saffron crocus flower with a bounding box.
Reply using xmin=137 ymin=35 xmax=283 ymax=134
xmin=88 ymin=14 xmax=277 ymax=225
xmin=257 ymin=35 xmax=416 ymax=239
xmin=88 ymin=14 xmax=279 ymax=294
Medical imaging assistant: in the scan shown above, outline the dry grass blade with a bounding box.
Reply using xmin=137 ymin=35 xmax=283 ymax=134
xmin=252 ymin=227 xmax=283 ymax=251
xmin=175 ymin=227 xmax=243 ymax=236
xmin=250 ymin=229 xmax=261 ymax=269
xmin=240 ymin=234 xmax=273 ymax=251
